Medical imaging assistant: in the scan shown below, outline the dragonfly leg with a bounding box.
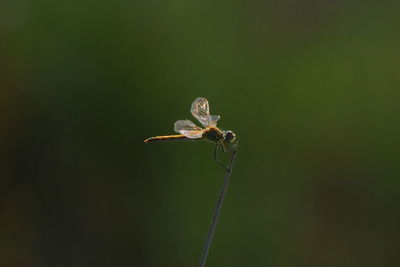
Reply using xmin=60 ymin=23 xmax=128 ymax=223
xmin=214 ymin=143 xmax=229 ymax=171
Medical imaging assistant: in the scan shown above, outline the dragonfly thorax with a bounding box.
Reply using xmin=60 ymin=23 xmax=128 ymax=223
xmin=202 ymin=127 xmax=237 ymax=148
xmin=202 ymin=127 xmax=224 ymax=143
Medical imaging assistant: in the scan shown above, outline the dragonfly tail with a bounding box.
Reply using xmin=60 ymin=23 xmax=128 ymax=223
xmin=144 ymin=134 xmax=189 ymax=143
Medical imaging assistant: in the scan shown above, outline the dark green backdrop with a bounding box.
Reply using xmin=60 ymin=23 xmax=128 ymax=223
xmin=2 ymin=1 xmax=400 ymax=266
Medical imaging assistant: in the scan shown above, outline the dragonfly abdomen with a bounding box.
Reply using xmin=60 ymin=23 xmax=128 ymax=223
xmin=144 ymin=135 xmax=193 ymax=143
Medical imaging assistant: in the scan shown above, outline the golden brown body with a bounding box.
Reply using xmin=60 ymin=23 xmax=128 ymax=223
xmin=144 ymin=134 xmax=189 ymax=143
xmin=144 ymin=127 xmax=222 ymax=143
xmin=201 ymin=127 xmax=224 ymax=143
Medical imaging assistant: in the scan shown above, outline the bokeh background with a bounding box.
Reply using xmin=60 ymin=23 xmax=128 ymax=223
xmin=1 ymin=0 xmax=400 ymax=266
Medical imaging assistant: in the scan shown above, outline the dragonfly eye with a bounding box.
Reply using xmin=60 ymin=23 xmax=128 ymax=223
xmin=223 ymin=130 xmax=236 ymax=143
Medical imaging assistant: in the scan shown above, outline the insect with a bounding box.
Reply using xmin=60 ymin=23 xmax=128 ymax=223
xmin=144 ymin=97 xmax=237 ymax=169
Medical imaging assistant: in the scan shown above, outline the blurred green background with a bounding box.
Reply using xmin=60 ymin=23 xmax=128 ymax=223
xmin=1 ymin=0 xmax=400 ymax=266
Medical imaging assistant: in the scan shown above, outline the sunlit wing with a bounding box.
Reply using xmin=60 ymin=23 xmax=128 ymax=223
xmin=191 ymin=97 xmax=220 ymax=127
xmin=209 ymin=115 xmax=220 ymax=126
xmin=174 ymin=120 xmax=204 ymax=138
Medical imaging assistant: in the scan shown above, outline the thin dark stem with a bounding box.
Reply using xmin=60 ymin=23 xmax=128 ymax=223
xmin=198 ymin=144 xmax=239 ymax=267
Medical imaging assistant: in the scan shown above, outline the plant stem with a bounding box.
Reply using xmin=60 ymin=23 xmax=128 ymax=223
xmin=198 ymin=145 xmax=238 ymax=267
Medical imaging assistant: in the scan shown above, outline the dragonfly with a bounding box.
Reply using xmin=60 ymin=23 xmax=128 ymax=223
xmin=144 ymin=97 xmax=237 ymax=169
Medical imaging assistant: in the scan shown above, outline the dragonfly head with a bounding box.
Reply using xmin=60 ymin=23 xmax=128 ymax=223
xmin=223 ymin=130 xmax=237 ymax=146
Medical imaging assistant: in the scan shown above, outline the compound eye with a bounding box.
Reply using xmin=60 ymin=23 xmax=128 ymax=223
xmin=224 ymin=131 xmax=235 ymax=142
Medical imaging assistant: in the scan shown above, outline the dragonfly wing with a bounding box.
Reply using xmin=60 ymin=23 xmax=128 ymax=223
xmin=191 ymin=97 xmax=211 ymax=127
xmin=208 ymin=114 xmax=220 ymax=127
xmin=174 ymin=120 xmax=204 ymax=138
xmin=191 ymin=97 xmax=220 ymax=127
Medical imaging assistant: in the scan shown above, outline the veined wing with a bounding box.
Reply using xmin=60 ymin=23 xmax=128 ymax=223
xmin=191 ymin=97 xmax=220 ymax=127
xmin=174 ymin=120 xmax=204 ymax=138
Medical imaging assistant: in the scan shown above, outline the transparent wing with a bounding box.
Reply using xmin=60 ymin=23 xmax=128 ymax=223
xmin=191 ymin=97 xmax=210 ymax=127
xmin=191 ymin=97 xmax=221 ymax=127
xmin=208 ymin=115 xmax=220 ymax=127
xmin=174 ymin=120 xmax=204 ymax=138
